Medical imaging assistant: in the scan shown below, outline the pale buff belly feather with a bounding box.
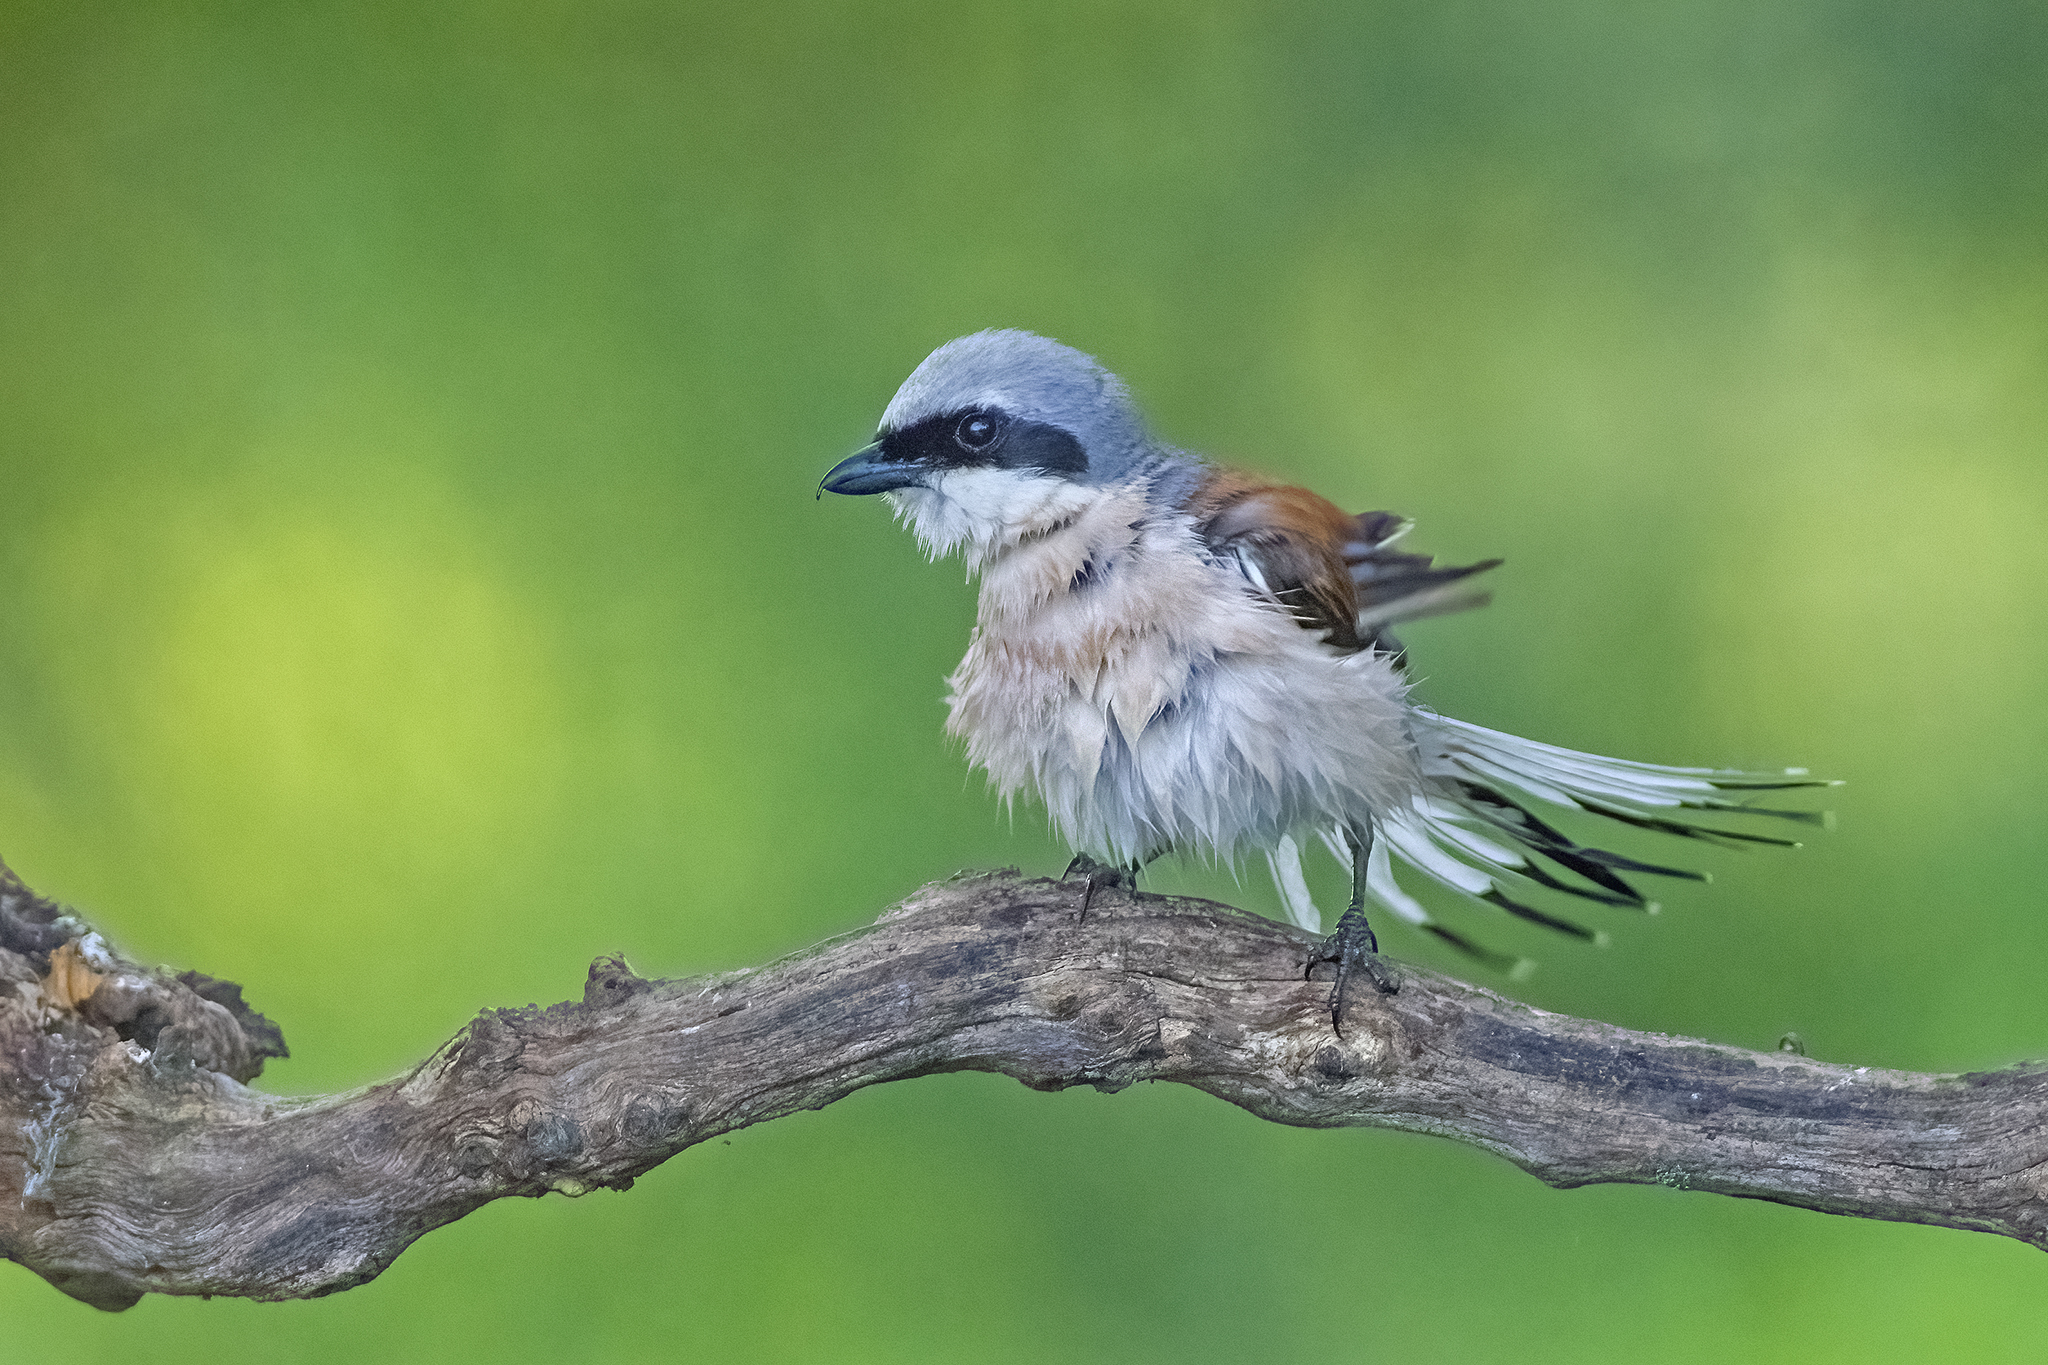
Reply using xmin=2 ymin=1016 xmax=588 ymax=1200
xmin=944 ymin=486 xmax=1422 ymax=864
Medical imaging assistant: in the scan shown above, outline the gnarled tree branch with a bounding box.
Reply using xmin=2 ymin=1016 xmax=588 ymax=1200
xmin=3 ymin=858 xmax=2043 ymax=1312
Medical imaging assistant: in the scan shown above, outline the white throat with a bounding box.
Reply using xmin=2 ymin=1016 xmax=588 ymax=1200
xmin=885 ymin=468 xmax=1100 ymax=571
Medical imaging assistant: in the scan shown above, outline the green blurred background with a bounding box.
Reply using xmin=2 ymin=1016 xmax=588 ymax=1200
xmin=3 ymin=0 xmax=2046 ymax=1359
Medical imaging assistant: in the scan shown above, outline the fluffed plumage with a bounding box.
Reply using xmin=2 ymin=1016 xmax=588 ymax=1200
xmin=822 ymin=329 xmax=1829 ymax=973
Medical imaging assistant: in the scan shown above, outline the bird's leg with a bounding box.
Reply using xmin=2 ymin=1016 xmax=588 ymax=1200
xmin=1063 ymin=850 xmax=1162 ymax=920
xmin=1305 ymin=824 xmax=1399 ymax=1033
xmin=1063 ymin=853 xmax=1129 ymax=920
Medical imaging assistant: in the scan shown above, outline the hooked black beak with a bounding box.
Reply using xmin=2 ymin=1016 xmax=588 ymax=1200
xmin=819 ymin=443 xmax=924 ymax=496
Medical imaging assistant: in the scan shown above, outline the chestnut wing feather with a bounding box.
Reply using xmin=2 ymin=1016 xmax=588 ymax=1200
xmin=1190 ymin=475 xmax=1501 ymax=660
xmin=1191 ymin=479 xmax=1367 ymax=650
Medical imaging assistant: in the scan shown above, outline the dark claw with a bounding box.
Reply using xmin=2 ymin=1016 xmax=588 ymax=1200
xmin=1305 ymin=905 xmax=1398 ymax=1036
xmin=1063 ymin=854 xmax=1134 ymax=921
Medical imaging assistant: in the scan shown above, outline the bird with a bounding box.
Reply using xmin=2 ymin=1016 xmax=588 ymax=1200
xmin=820 ymin=329 xmax=1830 ymax=1026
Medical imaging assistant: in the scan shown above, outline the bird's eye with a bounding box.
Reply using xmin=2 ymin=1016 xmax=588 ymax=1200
xmin=955 ymin=412 xmax=1002 ymax=451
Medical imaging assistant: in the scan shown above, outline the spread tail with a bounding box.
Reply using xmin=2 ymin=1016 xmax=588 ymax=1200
xmin=1270 ymin=714 xmax=1836 ymax=973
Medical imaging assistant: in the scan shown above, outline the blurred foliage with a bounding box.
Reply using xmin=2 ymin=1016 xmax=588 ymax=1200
xmin=3 ymin=0 xmax=2046 ymax=1359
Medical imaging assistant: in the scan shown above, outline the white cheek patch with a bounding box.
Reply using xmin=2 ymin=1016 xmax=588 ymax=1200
xmin=886 ymin=469 xmax=1096 ymax=567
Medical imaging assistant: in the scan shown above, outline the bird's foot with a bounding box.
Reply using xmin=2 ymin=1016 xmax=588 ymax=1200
xmin=1063 ymin=854 xmax=1137 ymax=920
xmin=1304 ymin=905 xmax=1398 ymax=1035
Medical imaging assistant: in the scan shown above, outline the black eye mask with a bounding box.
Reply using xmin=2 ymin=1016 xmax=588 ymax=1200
xmin=879 ymin=408 xmax=1088 ymax=478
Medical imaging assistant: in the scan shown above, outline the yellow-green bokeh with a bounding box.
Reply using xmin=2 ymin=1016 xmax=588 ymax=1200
xmin=3 ymin=2 xmax=2045 ymax=1359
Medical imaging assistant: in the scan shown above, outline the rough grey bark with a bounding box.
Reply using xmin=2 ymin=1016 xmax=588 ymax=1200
xmin=4 ymin=857 xmax=2045 ymax=1312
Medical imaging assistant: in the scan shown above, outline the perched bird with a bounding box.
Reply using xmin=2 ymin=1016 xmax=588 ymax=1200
xmin=821 ymin=330 xmax=1827 ymax=1023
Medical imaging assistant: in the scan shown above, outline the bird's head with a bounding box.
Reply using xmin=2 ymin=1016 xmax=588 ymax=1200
xmin=820 ymin=330 xmax=1156 ymax=562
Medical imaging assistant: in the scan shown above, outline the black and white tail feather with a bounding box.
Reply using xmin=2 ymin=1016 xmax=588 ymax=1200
xmin=1267 ymin=719 xmax=1835 ymax=977
xmin=1269 ymin=513 xmax=1835 ymax=974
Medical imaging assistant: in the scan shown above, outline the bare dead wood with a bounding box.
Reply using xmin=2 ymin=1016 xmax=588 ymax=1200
xmin=3 ymin=857 xmax=2045 ymax=1312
